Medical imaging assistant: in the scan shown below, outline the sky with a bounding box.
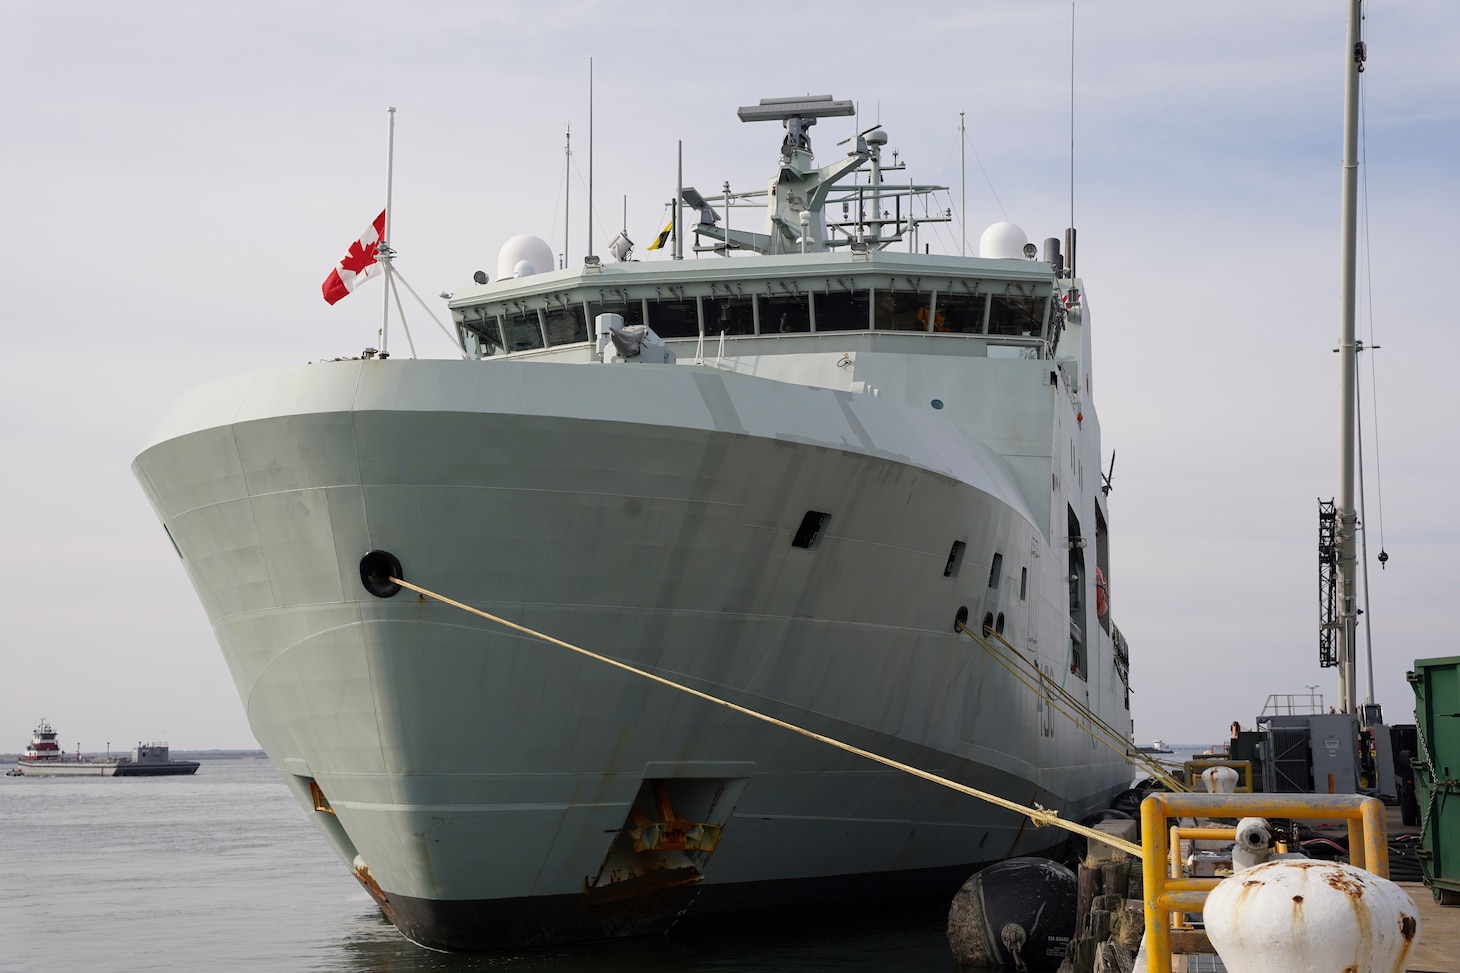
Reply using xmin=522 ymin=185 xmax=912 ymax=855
xmin=2 ymin=1 xmax=1456 ymax=753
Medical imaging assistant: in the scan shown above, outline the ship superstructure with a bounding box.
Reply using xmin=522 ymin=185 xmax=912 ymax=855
xmin=134 ymin=96 xmax=1134 ymax=950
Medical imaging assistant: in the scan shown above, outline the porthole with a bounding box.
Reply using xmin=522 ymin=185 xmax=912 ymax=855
xmin=931 ymin=399 xmax=944 ymax=410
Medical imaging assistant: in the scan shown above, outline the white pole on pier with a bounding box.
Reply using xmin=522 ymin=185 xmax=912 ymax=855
xmin=1357 ymin=365 xmax=1376 ymax=706
xmin=1336 ymin=0 xmax=1363 ymax=715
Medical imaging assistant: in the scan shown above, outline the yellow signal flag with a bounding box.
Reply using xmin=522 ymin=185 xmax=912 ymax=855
xmin=646 ymin=219 xmax=673 ymax=251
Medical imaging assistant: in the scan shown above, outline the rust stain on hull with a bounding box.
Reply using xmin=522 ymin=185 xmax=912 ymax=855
xmin=353 ymin=859 xmax=398 ymax=924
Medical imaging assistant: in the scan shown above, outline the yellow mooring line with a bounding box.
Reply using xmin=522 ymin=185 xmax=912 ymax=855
xmin=955 ymin=621 xmax=1189 ymax=794
xmin=389 ymin=576 xmax=1145 ymax=860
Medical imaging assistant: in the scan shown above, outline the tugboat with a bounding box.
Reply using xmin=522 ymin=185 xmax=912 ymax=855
xmin=11 ymin=720 xmax=199 ymax=777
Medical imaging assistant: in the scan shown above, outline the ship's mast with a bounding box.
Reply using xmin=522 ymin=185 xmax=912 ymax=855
xmin=563 ymin=124 xmax=570 ymax=269
xmin=1335 ymin=0 xmax=1365 ymax=715
xmin=380 ymin=106 xmax=396 ymax=356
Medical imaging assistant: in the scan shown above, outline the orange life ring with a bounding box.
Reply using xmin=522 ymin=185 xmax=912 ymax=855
xmin=1095 ymin=566 xmax=1109 ymax=618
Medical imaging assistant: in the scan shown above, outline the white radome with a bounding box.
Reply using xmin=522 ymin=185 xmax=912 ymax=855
xmin=978 ymin=221 xmax=1029 ymax=260
xmin=497 ymin=234 xmax=555 ymax=280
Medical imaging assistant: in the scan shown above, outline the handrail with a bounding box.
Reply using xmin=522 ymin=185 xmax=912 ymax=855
xmin=955 ymin=621 xmax=1188 ymax=793
xmin=1140 ymin=792 xmax=1388 ymax=973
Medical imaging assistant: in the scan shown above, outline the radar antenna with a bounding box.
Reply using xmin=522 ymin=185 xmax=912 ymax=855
xmin=737 ymin=96 xmax=855 ymax=157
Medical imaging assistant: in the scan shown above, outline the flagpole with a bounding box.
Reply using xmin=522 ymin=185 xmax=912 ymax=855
xmin=381 ymin=106 xmax=396 ymax=356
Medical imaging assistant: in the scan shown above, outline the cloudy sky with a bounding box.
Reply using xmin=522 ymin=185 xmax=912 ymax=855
xmin=3 ymin=1 xmax=1455 ymax=754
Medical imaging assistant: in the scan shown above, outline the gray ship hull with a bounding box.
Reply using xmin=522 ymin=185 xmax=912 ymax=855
xmin=134 ymin=357 xmax=1132 ymax=949
xmin=113 ymin=761 xmax=200 ymax=776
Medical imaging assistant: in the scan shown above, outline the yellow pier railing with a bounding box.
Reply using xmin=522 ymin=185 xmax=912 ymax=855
xmin=1140 ymin=792 xmax=1389 ymax=973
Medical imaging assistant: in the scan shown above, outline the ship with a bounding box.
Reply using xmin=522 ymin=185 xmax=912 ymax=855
xmin=132 ymin=95 xmax=1136 ymax=950
xmin=12 ymin=719 xmax=199 ymax=777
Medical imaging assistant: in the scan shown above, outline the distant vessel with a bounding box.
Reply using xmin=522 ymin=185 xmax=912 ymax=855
xmin=12 ymin=720 xmax=199 ymax=777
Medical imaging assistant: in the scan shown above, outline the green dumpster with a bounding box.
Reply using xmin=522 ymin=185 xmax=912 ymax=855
xmin=1409 ymin=655 xmax=1460 ymax=905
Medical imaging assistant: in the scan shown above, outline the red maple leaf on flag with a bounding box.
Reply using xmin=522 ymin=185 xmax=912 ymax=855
xmin=322 ymin=210 xmax=387 ymax=305
xmin=339 ymin=230 xmax=381 ymax=275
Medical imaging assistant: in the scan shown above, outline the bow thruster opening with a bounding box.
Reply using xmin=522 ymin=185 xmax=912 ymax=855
xmin=359 ymin=550 xmax=403 ymax=598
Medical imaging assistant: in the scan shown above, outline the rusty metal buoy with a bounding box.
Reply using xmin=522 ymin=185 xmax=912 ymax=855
xmin=1204 ymin=859 xmax=1421 ymax=973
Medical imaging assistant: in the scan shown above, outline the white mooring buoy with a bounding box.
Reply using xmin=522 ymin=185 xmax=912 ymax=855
xmin=1204 ymin=859 xmax=1421 ymax=973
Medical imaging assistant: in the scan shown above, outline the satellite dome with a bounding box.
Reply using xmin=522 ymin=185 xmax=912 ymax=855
xmin=865 ymin=128 xmax=888 ymax=146
xmin=978 ymin=222 xmax=1028 ymax=260
xmin=497 ymin=235 xmax=556 ymax=281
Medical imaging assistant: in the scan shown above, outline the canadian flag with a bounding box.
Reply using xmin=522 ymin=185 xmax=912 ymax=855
xmin=321 ymin=209 xmax=387 ymax=305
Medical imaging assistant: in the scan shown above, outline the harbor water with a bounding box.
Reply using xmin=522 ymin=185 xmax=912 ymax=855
xmin=0 ymin=757 xmax=957 ymax=972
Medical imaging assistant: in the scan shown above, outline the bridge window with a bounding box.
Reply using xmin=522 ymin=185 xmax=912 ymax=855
xmin=873 ymin=288 xmax=932 ymax=332
xmin=587 ymin=299 xmax=645 ymax=332
xmin=763 ymin=292 xmax=811 ymax=334
xmin=543 ymin=305 xmax=587 ymax=346
xmin=935 ymin=293 xmax=986 ymax=334
xmin=453 ymin=306 xmax=505 ymax=357
xmin=816 ymin=289 xmax=871 ymax=332
xmin=504 ymin=309 xmax=545 ymax=351
xmin=649 ymin=298 xmax=700 ymax=339
xmin=704 ymin=294 xmax=755 ymax=336
xmin=988 ymin=294 xmax=1046 ymax=338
